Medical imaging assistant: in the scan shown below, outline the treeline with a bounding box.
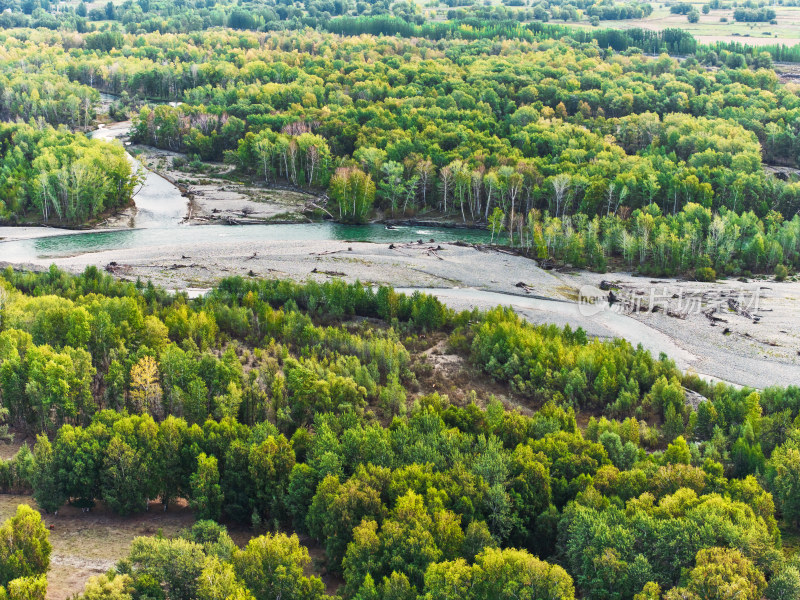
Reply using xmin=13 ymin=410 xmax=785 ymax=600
xmin=706 ymin=38 xmax=800 ymax=63
xmin=449 ymin=0 xmax=653 ymax=23
xmin=0 ymin=72 xmax=98 ymax=129
xmin=324 ymin=16 xmax=698 ymax=54
xmin=733 ymin=6 xmax=776 ymax=21
xmin=488 ymin=203 xmax=800 ymax=276
xmin=7 ymin=0 xmax=800 ymax=69
xmin=3 ymin=268 xmax=800 ymax=598
xmin=0 ymin=122 xmax=137 ymax=225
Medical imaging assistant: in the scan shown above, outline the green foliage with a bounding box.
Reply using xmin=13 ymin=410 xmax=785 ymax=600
xmin=685 ymin=547 xmax=766 ymax=600
xmin=232 ymin=533 xmax=325 ymax=600
xmin=470 ymin=306 xmax=672 ymax=412
xmin=4 ymin=575 xmax=47 ymax=600
xmin=190 ymin=453 xmax=223 ymax=521
xmin=121 ymin=537 xmax=205 ymax=600
xmin=767 ymin=440 xmax=800 ymax=525
xmin=766 ymin=565 xmax=800 ymax=600
xmin=79 ymin=573 xmax=134 ymax=600
xmin=0 ymin=270 xmax=798 ymax=600
xmin=695 ymin=266 xmax=717 ymax=282
xmin=0 ymin=122 xmax=136 ymax=225
xmin=0 ymin=506 xmax=50 ymax=588
xmin=775 ymin=264 xmax=789 ymax=281
xmin=422 ymin=547 xmax=575 ymax=600
xmin=329 ymin=167 xmax=375 ymax=223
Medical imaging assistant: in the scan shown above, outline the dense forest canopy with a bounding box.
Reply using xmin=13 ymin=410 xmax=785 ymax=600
xmin=0 ymin=26 xmax=799 ymax=276
xmin=0 ymin=122 xmax=137 ymax=224
xmin=0 ymin=268 xmax=799 ymax=599
xmin=0 ymin=1 xmax=798 ymax=596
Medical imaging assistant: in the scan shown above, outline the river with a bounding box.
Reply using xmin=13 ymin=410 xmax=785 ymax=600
xmin=0 ymin=123 xmax=792 ymax=390
xmin=0 ymin=123 xmax=493 ymax=262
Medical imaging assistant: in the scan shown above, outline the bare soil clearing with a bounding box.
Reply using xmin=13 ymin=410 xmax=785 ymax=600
xmin=0 ymin=495 xmax=196 ymax=600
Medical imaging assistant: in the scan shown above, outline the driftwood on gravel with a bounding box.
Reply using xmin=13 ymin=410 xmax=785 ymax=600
xmin=389 ymin=242 xmax=445 ymax=260
xmin=449 ymin=240 xmax=519 ymax=256
xmin=311 ymin=267 xmax=346 ymax=277
xmin=727 ymin=298 xmax=759 ymax=321
xmin=105 ymin=262 xmax=132 ymax=275
xmin=666 ymin=309 xmax=687 ymax=319
xmin=515 ymin=281 xmax=541 ymax=294
xmin=702 ymin=308 xmax=728 ymax=324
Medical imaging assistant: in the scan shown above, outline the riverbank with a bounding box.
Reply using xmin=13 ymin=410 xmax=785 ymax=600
xmin=1 ymin=121 xmax=797 ymax=391
xmin=2 ymin=232 xmax=798 ymax=389
xmin=130 ymin=143 xmax=319 ymax=225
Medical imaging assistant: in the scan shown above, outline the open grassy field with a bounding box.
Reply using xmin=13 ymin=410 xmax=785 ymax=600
xmin=559 ymin=2 xmax=800 ymax=46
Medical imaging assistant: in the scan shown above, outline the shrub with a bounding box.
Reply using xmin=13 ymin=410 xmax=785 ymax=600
xmin=775 ymin=264 xmax=788 ymax=281
xmin=695 ymin=267 xmax=716 ymax=282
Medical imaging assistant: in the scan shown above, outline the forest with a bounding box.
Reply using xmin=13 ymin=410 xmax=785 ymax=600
xmin=0 ymin=3 xmax=799 ymax=597
xmin=0 ymin=123 xmax=137 ymax=225
xmin=0 ymin=24 xmax=797 ymax=277
xmin=0 ymin=267 xmax=799 ymax=599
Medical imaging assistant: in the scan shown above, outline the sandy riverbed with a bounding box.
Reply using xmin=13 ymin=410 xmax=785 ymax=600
xmin=568 ymin=272 xmax=800 ymax=389
xmin=133 ymin=145 xmax=316 ymax=224
xmin=93 ymin=122 xmax=313 ymax=225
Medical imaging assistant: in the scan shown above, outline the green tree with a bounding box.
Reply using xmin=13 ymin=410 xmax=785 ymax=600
xmin=0 ymin=506 xmax=51 ymax=587
xmin=488 ymin=207 xmax=506 ymax=243
xmin=232 ymin=533 xmax=325 ymax=600
xmin=101 ymin=436 xmax=150 ymax=516
xmin=122 ymin=537 xmax=205 ymax=600
xmin=197 ymin=557 xmax=253 ymax=600
xmin=422 ymin=547 xmax=575 ymax=600
xmin=766 ymin=566 xmax=800 ymax=600
xmin=329 ymin=167 xmax=375 ymax=223
xmin=768 ymin=441 xmax=800 ymax=525
xmin=31 ymin=436 xmax=65 ymax=515
xmin=686 ymin=547 xmax=765 ymax=600
xmin=4 ymin=575 xmax=47 ymax=600
xmin=190 ymin=453 xmax=223 ymax=521
xmin=79 ymin=573 xmax=134 ymax=600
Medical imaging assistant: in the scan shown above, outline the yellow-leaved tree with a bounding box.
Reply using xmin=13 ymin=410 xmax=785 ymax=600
xmin=129 ymin=356 xmax=163 ymax=418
